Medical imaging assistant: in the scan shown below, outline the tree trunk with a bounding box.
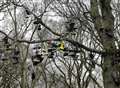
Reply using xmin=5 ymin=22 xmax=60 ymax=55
xmin=91 ymin=0 xmax=120 ymax=88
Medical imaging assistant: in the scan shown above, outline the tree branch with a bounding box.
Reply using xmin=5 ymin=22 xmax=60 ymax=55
xmin=12 ymin=2 xmax=61 ymax=36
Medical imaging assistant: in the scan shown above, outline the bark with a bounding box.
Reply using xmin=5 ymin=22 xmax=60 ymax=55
xmin=91 ymin=0 xmax=120 ymax=88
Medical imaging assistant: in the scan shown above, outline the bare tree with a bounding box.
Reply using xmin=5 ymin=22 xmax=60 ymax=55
xmin=0 ymin=0 xmax=120 ymax=88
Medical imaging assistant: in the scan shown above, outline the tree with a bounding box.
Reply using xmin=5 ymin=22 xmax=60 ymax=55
xmin=51 ymin=0 xmax=120 ymax=88
xmin=91 ymin=0 xmax=120 ymax=88
xmin=0 ymin=0 xmax=119 ymax=88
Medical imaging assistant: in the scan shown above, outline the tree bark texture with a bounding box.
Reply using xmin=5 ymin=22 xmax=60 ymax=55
xmin=91 ymin=0 xmax=120 ymax=88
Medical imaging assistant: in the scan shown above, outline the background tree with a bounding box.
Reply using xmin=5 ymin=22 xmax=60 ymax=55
xmin=0 ymin=0 xmax=120 ymax=88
